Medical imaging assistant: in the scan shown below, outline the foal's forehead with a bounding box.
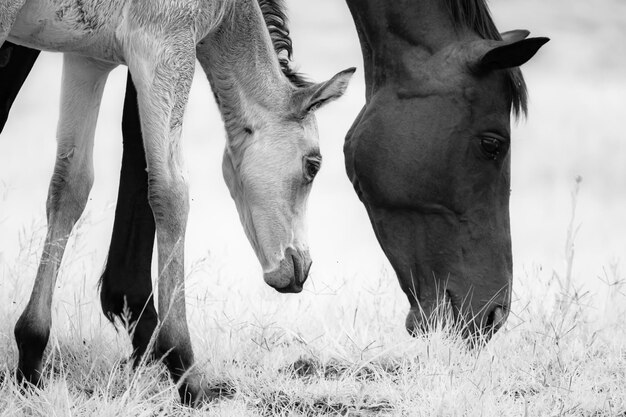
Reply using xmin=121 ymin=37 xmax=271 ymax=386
xmin=285 ymin=113 xmax=319 ymax=144
xmin=300 ymin=114 xmax=319 ymax=136
xmin=261 ymin=113 xmax=319 ymax=153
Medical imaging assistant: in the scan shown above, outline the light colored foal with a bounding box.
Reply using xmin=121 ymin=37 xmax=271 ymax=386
xmin=1 ymin=0 xmax=353 ymax=404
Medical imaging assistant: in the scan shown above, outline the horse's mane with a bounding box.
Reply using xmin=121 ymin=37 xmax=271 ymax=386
xmin=445 ymin=0 xmax=528 ymax=118
xmin=257 ymin=0 xmax=312 ymax=88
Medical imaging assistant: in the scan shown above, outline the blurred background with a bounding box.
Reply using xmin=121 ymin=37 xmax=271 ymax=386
xmin=0 ymin=0 xmax=624 ymax=321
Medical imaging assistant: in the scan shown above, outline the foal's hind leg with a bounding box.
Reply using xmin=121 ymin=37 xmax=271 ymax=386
xmin=100 ymin=73 xmax=158 ymax=364
xmin=14 ymin=54 xmax=113 ymax=386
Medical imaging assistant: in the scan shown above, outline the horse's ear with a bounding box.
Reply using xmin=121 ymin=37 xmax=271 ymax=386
xmin=295 ymin=67 xmax=356 ymax=116
xmin=476 ymin=37 xmax=549 ymax=72
xmin=500 ymin=29 xmax=530 ymax=43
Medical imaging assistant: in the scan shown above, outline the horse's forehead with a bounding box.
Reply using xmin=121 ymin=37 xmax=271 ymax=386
xmin=346 ymin=88 xmax=509 ymax=185
xmin=395 ymin=69 xmax=511 ymax=128
xmin=374 ymin=87 xmax=471 ymax=128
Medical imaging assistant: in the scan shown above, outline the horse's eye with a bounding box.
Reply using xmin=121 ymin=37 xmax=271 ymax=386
xmin=480 ymin=137 xmax=503 ymax=160
xmin=304 ymin=156 xmax=321 ymax=182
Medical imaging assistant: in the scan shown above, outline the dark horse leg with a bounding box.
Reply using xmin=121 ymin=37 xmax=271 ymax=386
xmin=0 ymin=42 xmax=44 ymax=385
xmin=1 ymin=43 xmax=156 ymax=383
xmin=99 ymin=74 xmax=158 ymax=363
xmin=0 ymin=42 xmax=39 ymax=128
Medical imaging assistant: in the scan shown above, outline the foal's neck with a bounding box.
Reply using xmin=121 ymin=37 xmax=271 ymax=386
xmin=196 ymin=0 xmax=291 ymax=135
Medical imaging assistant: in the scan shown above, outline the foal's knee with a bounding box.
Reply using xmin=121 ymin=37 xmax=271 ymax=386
xmin=46 ymin=147 xmax=94 ymax=223
xmin=147 ymin=171 xmax=189 ymax=232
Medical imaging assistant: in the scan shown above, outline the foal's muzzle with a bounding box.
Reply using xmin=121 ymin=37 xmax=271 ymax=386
xmin=263 ymin=247 xmax=312 ymax=293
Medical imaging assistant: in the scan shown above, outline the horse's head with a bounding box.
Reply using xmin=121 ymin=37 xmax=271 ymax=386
xmin=222 ymin=68 xmax=355 ymax=293
xmin=345 ymin=31 xmax=547 ymax=339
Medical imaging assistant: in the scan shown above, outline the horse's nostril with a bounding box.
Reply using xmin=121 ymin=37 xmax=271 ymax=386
xmin=486 ymin=306 xmax=506 ymax=332
xmin=443 ymin=290 xmax=455 ymax=318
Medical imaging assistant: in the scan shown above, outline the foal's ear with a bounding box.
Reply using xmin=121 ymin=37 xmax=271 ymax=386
xmin=475 ymin=36 xmax=549 ymax=72
xmin=295 ymin=67 xmax=356 ymax=116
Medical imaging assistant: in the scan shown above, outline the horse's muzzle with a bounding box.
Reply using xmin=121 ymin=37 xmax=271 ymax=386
xmin=263 ymin=247 xmax=312 ymax=293
xmin=405 ymin=298 xmax=509 ymax=343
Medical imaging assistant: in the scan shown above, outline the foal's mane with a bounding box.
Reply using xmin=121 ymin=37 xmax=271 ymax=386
xmin=445 ymin=0 xmax=528 ymax=117
xmin=257 ymin=0 xmax=312 ymax=88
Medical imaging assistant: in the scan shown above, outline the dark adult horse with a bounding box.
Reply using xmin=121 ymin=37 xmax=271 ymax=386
xmin=343 ymin=0 xmax=548 ymax=338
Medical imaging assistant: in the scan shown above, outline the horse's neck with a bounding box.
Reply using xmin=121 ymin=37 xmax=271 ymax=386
xmin=196 ymin=0 xmax=290 ymax=133
xmin=345 ymin=0 xmax=469 ymax=99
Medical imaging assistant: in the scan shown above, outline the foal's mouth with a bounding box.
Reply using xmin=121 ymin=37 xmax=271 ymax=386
xmin=278 ymin=254 xmax=302 ymax=293
xmin=274 ymin=253 xmax=310 ymax=294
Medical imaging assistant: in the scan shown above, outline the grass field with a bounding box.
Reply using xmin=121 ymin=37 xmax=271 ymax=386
xmin=1 ymin=0 xmax=625 ymax=415
xmin=1 ymin=208 xmax=625 ymax=416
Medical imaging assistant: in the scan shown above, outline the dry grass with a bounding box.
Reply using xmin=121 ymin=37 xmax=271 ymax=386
xmin=1 ymin=0 xmax=625 ymax=415
xmin=0 ymin=178 xmax=625 ymax=417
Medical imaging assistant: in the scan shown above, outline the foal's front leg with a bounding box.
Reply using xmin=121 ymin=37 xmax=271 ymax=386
xmin=127 ymin=37 xmax=210 ymax=405
xmin=14 ymin=54 xmax=113 ymax=385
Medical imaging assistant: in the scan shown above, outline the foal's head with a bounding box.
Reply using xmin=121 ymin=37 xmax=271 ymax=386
xmin=214 ymin=0 xmax=354 ymax=293
xmin=222 ymin=69 xmax=354 ymax=293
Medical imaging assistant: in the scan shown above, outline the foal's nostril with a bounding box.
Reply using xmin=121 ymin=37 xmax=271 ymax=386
xmin=293 ymin=251 xmax=312 ymax=285
xmin=291 ymin=253 xmax=301 ymax=285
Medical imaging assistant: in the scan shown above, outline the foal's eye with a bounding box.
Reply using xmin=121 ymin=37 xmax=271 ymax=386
xmin=304 ymin=156 xmax=322 ymax=182
xmin=480 ymin=137 xmax=504 ymax=160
